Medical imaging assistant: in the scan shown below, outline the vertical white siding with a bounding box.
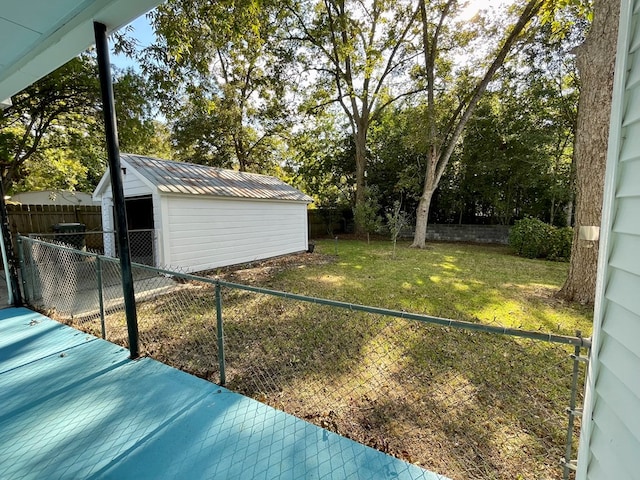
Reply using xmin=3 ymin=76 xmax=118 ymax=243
xmin=158 ymin=195 xmax=171 ymax=267
xmin=151 ymin=192 xmax=163 ymax=267
xmin=578 ymin=1 xmax=640 ymax=478
xmin=165 ymin=195 xmax=308 ymax=272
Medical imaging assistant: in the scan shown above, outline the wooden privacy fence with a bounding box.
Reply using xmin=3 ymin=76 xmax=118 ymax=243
xmin=7 ymin=204 xmax=102 ymax=236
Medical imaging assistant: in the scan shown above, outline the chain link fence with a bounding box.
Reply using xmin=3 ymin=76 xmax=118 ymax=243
xmin=18 ymin=236 xmax=588 ymax=480
xmin=29 ymin=229 xmax=156 ymax=265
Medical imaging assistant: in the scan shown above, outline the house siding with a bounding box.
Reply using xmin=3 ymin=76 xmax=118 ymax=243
xmin=151 ymin=192 xmax=163 ymax=266
xmin=165 ymin=195 xmax=308 ymax=272
xmin=578 ymin=1 xmax=640 ymax=478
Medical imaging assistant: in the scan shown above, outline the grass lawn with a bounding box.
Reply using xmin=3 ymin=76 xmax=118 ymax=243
xmin=262 ymin=239 xmax=593 ymax=336
xmin=58 ymin=239 xmax=593 ymax=480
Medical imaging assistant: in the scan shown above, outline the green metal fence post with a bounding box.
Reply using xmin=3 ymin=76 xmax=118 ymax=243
xmin=29 ymin=239 xmax=39 ymax=304
xmin=16 ymin=237 xmax=27 ymax=302
xmin=563 ymin=330 xmax=586 ymax=479
xmin=215 ymin=282 xmax=226 ymax=386
xmin=96 ymin=256 xmax=106 ymax=339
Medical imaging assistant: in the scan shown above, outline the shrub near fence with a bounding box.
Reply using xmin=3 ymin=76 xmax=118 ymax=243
xmin=509 ymin=218 xmax=573 ymax=261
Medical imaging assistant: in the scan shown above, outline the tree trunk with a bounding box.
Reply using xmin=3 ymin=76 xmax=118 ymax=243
xmin=559 ymin=0 xmax=619 ymax=304
xmin=411 ymin=151 xmax=437 ymax=248
xmin=411 ymin=188 xmax=434 ymax=247
xmin=411 ymin=0 xmax=544 ymax=249
xmin=354 ymin=124 xmax=368 ymax=234
xmin=233 ymin=131 xmax=248 ymax=172
xmin=565 ymin=197 xmax=573 ymax=227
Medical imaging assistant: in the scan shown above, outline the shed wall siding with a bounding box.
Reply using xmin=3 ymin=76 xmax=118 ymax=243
xmin=151 ymin=192 xmax=163 ymax=266
xmin=165 ymin=196 xmax=308 ymax=272
xmin=101 ymin=171 xmax=153 ymax=199
xmin=579 ymin=1 xmax=640 ymax=478
xmin=123 ymin=171 xmax=152 ymax=198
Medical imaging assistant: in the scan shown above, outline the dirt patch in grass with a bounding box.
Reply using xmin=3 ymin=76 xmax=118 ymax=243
xmin=505 ymin=282 xmax=567 ymax=306
xmin=201 ymin=251 xmax=335 ymax=285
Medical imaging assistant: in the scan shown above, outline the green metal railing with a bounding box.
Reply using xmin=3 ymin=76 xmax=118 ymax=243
xmin=17 ymin=235 xmax=589 ymax=480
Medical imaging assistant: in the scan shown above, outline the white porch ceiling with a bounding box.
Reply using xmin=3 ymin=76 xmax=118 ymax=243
xmin=0 ymin=0 xmax=162 ymax=101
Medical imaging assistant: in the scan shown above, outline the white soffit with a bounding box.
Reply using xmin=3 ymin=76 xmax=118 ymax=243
xmin=0 ymin=0 xmax=162 ymax=101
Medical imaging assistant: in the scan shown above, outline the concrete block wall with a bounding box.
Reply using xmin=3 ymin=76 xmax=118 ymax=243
xmin=402 ymin=224 xmax=511 ymax=245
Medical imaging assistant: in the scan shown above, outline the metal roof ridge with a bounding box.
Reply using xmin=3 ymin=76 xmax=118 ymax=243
xmin=119 ymin=154 xmax=313 ymax=203
xmin=121 ymin=153 xmax=284 ymax=182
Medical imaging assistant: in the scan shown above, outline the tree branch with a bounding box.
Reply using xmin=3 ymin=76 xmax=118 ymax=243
xmin=435 ymin=0 xmax=546 ymax=183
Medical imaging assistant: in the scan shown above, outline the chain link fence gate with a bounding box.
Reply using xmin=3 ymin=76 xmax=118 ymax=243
xmin=18 ymin=236 xmax=589 ymax=480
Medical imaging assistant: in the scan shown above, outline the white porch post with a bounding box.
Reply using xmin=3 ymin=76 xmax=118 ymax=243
xmin=101 ymin=195 xmax=116 ymax=257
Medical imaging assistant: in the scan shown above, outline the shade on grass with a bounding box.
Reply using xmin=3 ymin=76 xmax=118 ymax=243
xmin=271 ymin=240 xmax=593 ymax=336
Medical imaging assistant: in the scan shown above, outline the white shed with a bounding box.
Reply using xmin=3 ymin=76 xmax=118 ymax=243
xmin=93 ymin=154 xmax=313 ymax=272
xmin=577 ymin=1 xmax=640 ymax=479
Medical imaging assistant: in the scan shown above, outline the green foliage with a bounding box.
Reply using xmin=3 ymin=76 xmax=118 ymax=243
xmin=548 ymin=227 xmax=574 ymax=261
xmin=287 ymin=117 xmax=355 ymax=208
xmin=0 ymin=55 xmax=170 ymax=193
xmin=385 ymin=200 xmax=409 ymax=258
xmin=0 ymin=55 xmax=100 ymax=190
xmin=367 ymin=107 xmax=428 ymax=213
xmin=290 ymin=0 xmax=424 ymax=219
xmin=509 ymin=218 xmax=553 ymax=259
xmin=123 ymin=0 xmax=584 ymax=236
xmin=540 ymin=0 xmax=592 ymax=40
xmin=434 ymin=75 xmax=575 ymax=225
xmin=114 ymin=69 xmax=172 ymax=159
xmin=18 ymin=149 xmax=89 ymax=192
xmin=353 ymin=187 xmax=382 ymax=243
xmin=509 ymin=218 xmax=573 ymax=261
xmin=363 ymin=10 xmax=580 ymax=228
xmin=143 ymin=0 xmax=294 ymax=173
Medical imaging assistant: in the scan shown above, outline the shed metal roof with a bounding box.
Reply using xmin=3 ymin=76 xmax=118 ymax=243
xmin=121 ymin=154 xmax=313 ymax=203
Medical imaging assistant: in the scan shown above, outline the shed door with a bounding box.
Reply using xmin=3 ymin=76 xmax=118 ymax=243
xmin=123 ymin=196 xmax=154 ymax=265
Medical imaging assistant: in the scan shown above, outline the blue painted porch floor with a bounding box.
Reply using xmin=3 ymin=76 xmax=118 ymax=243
xmin=0 ymin=308 xmax=447 ymax=480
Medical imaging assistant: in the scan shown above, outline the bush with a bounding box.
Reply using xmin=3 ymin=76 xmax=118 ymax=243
xmin=509 ymin=218 xmax=572 ymax=261
xmin=353 ymin=187 xmax=382 ymax=243
xmin=548 ymin=227 xmax=574 ymax=261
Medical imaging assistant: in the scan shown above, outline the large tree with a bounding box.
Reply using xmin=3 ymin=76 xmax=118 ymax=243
xmin=366 ymin=59 xmax=576 ymax=227
xmin=0 ymin=56 xmax=168 ymax=193
xmin=113 ymin=69 xmax=173 ymax=160
xmin=411 ymin=0 xmax=546 ymax=248
xmin=288 ymin=114 xmax=356 ymax=207
xmin=433 ymin=43 xmax=577 ymax=226
xmin=0 ymin=55 xmax=100 ymax=190
xmin=143 ymin=0 xmax=293 ymax=172
xmin=289 ymin=0 xmax=422 ymax=224
xmin=559 ymin=0 xmax=619 ymax=304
